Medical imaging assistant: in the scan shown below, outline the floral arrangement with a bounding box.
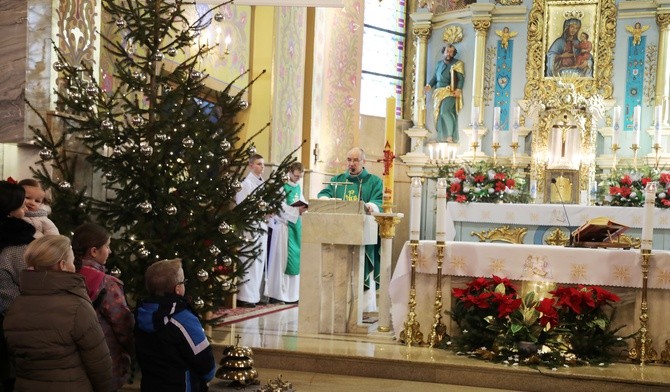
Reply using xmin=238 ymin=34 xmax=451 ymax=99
xmin=447 ymin=276 xmax=629 ymax=367
xmin=437 ymin=162 xmax=530 ymax=204
xmin=597 ymin=166 xmax=670 ymax=207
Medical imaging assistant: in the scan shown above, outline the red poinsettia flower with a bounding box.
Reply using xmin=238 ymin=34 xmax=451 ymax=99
xmin=551 ymin=286 xmax=583 ymax=314
xmin=591 ymin=285 xmax=620 ymax=305
xmin=450 ymin=182 xmax=461 ymax=193
xmin=662 ymin=199 xmax=670 ymax=206
xmin=506 ymin=178 xmax=516 ymax=188
xmin=493 ymin=172 xmax=506 ymax=181
xmin=464 ymin=292 xmax=493 ymax=309
xmin=473 ymin=174 xmax=486 ymax=183
xmin=452 ymin=287 xmax=468 ymax=299
xmin=660 ymin=172 xmax=670 ymax=185
xmin=620 ymin=175 xmax=633 ymax=186
xmin=491 ymin=275 xmax=517 ymax=292
xmin=455 ymin=194 xmax=467 ymax=203
xmin=641 ymin=177 xmax=652 ymax=186
xmin=536 ymin=297 xmax=559 ymax=328
xmin=609 ymin=186 xmax=621 ymax=195
xmin=619 ymin=186 xmax=632 ymax=198
xmin=467 ymin=277 xmax=491 ymax=291
xmin=494 ymin=181 xmax=506 ymax=192
xmin=454 ymin=168 xmax=466 ymax=181
xmin=492 ymin=292 xmax=522 ymax=318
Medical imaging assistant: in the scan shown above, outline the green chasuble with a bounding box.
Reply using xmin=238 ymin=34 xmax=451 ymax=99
xmin=317 ymin=168 xmax=383 ymax=289
xmin=284 ymin=182 xmax=302 ymax=275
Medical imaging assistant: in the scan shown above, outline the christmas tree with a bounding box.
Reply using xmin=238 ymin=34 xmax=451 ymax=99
xmin=27 ymin=0 xmax=296 ymax=316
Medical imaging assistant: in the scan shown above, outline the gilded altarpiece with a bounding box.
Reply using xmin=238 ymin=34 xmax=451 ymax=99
xmin=523 ymin=0 xmax=617 ymax=199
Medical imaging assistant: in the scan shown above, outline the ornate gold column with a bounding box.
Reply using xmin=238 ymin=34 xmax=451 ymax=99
xmin=656 ymin=11 xmax=670 ymax=124
xmin=471 ymin=17 xmax=491 ymax=124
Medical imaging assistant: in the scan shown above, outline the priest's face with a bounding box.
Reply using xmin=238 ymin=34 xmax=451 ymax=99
xmin=347 ymin=150 xmax=364 ymax=176
xmin=249 ymin=158 xmax=265 ymax=177
xmin=289 ymin=169 xmax=303 ymax=183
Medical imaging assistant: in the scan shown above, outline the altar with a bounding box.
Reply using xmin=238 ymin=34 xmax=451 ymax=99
xmin=446 ymin=202 xmax=670 ymax=249
xmin=389 ymin=240 xmax=670 ymax=349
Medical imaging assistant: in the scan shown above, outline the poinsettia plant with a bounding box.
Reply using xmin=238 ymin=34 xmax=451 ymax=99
xmin=437 ymin=162 xmax=530 ymax=204
xmin=448 ymin=276 xmax=629 ymax=367
xmin=597 ymin=166 xmax=670 ymax=208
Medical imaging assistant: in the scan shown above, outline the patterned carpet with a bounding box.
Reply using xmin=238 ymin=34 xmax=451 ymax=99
xmin=210 ymin=303 xmax=298 ymax=326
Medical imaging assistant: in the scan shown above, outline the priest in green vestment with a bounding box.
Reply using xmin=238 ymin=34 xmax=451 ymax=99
xmin=317 ymin=147 xmax=383 ymax=291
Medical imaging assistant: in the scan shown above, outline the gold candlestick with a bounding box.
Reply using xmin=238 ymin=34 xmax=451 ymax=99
xmin=492 ymin=142 xmax=500 ymax=166
xmin=510 ymin=142 xmax=519 ymax=168
xmin=471 ymin=141 xmax=479 ymax=162
xmin=631 ymin=144 xmax=639 ymax=170
xmin=399 ymin=241 xmax=424 ymax=346
xmin=628 ymin=249 xmax=658 ymax=364
xmin=653 ymin=143 xmax=662 ymax=169
xmin=611 ymin=143 xmax=620 ymax=169
xmin=427 ymin=242 xmax=448 ymax=348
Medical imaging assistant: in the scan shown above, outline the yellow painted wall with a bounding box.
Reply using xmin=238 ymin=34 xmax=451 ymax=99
xmin=237 ymin=6 xmax=274 ymax=159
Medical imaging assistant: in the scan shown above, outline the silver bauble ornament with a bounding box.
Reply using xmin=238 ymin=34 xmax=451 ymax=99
xmin=214 ymin=12 xmax=224 ymax=22
xmin=209 ymin=245 xmax=221 ymax=256
xmin=196 ymin=269 xmax=209 ymax=282
xmin=221 ymin=256 xmax=233 ymax=266
xmin=220 ymin=158 xmax=228 ymax=166
xmin=167 ymin=47 xmax=177 ymax=57
xmin=190 ymin=71 xmax=201 ymax=80
xmin=104 ymin=172 xmax=114 ymax=180
xmin=182 ymin=136 xmax=194 ymax=148
xmin=131 ymin=114 xmax=144 ymax=127
xmin=239 ymin=100 xmax=249 ymax=110
xmin=39 ymin=148 xmax=53 ymax=160
xmin=59 ymin=181 xmax=72 ymax=190
xmin=140 ymin=143 xmax=153 ymax=156
xmin=152 ymin=51 xmax=164 ymax=61
xmin=156 ymin=133 xmax=168 ymax=141
xmin=165 ymin=204 xmax=177 ymax=215
xmin=110 ymin=267 xmax=122 ymax=278
xmin=193 ymin=298 xmax=204 ymax=309
xmin=112 ymin=146 xmax=123 ymax=156
xmin=138 ymin=247 xmax=150 ymax=258
xmin=220 ymin=139 xmax=231 ymax=151
xmin=101 ymin=119 xmax=114 ymax=130
xmin=218 ymin=222 xmax=231 ymax=234
xmin=86 ymin=85 xmax=98 ymax=96
xmin=53 ymin=62 xmax=64 ymax=72
xmin=232 ymin=180 xmax=242 ymax=192
xmin=132 ymin=71 xmax=146 ymax=82
xmin=248 ymin=146 xmax=256 ymax=155
xmin=138 ymin=201 xmax=152 ymax=213
xmin=282 ymin=173 xmax=290 ymax=183
xmin=258 ymin=200 xmax=268 ymax=211
xmin=115 ymin=18 xmax=126 ymax=28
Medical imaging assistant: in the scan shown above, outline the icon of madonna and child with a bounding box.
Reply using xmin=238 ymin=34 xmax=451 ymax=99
xmin=545 ymin=17 xmax=593 ymax=78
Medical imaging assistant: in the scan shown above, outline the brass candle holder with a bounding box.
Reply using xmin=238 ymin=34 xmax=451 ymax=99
xmin=631 ymin=144 xmax=639 ymax=170
xmin=653 ymin=143 xmax=662 ymax=169
xmin=628 ymin=249 xmax=658 ymax=364
xmin=399 ymin=240 xmax=424 ymax=346
xmin=510 ymin=142 xmax=519 ymax=168
xmin=471 ymin=141 xmax=479 ymax=162
xmin=427 ymin=242 xmax=448 ymax=348
xmin=611 ymin=143 xmax=620 ymax=169
xmin=492 ymin=142 xmax=500 ymax=166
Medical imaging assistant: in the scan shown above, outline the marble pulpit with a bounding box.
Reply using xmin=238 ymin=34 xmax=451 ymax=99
xmin=298 ymin=200 xmax=378 ymax=335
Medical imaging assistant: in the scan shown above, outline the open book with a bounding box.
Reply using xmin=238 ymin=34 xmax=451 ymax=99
xmin=290 ymin=199 xmax=308 ymax=208
xmin=571 ymin=217 xmax=629 ymax=244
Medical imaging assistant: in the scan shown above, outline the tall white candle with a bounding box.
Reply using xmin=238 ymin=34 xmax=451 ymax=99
xmin=471 ymin=105 xmax=479 ymax=126
xmin=511 ymin=106 xmax=520 ymax=143
xmin=641 ymin=181 xmax=657 ymax=250
xmin=409 ymin=177 xmax=422 ymax=241
xmin=612 ymin=106 xmax=621 ymax=146
xmin=655 ymin=105 xmax=662 ymax=145
xmin=492 ymin=107 xmax=501 ymax=144
xmin=435 ymin=178 xmax=447 ymax=242
xmin=633 ymin=105 xmax=641 ymax=146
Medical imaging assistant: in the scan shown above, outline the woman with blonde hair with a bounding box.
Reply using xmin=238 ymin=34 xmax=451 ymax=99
xmin=3 ymin=235 xmax=112 ymax=392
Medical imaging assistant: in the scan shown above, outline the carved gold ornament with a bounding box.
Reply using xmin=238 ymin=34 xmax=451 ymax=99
xmin=443 ymin=26 xmax=463 ymax=45
xmin=544 ymin=227 xmax=569 ymax=246
xmin=470 ymin=225 xmax=527 ymax=244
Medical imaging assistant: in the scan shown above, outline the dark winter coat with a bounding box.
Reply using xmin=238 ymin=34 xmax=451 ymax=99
xmin=0 ymin=217 xmax=35 ymax=314
xmin=135 ymin=294 xmax=215 ymax=392
xmin=3 ymin=270 xmax=113 ymax=392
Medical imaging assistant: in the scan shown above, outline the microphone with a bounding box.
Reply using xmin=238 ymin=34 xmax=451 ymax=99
xmin=552 ymin=178 xmax=574 ymax=246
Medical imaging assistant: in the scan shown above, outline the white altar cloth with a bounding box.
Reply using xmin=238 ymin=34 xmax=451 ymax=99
xmin=390 ymin=241 xmax=670 ymax=340
xmin=446 ymin=202 xmax=670 ymax=241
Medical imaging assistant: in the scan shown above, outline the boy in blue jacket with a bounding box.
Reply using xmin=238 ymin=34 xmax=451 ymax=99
xmin=135 ymin=259 xmax=216 ymax=391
